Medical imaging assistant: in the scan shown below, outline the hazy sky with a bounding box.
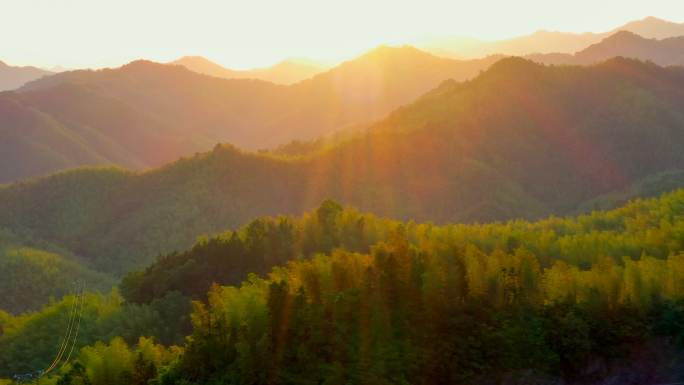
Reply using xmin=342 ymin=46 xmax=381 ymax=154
xmin=1 ymin=0 xmax=682 ymax=70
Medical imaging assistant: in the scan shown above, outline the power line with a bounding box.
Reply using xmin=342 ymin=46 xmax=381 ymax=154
xmin=43 ymin=281 xmax=81 ymax=374
xmin=55 ymin=281 xmax=86 ymax=373
xmin=13 ymin=281 xmax=86 ymax=383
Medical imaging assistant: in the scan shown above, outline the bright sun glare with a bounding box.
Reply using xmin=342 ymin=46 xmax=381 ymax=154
xmin=1 ymin=0 xmax=683 ymax=70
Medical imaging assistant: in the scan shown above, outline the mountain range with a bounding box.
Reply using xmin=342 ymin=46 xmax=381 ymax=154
xmin=527 ymin=31 xmax=684 ymax=66
xmin=418 ymin=16 xmax=684 ymax=59
xmin=4 ymin=20 xmax=684 ymax=186
xmin=4 ymin=16 xmax=681 ymax=95
xmin=0 ymin=61 xmax=52 ymax=92
xmin=168 ymin=56 xmax=332 ymax=85
xmin=2 ymin=57 xmax=684 ymax=277
xmin=1 ymin=46 xmax=503 ymax=183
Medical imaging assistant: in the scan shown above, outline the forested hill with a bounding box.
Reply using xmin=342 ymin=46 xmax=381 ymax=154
xmin=0 ymin=83 xmax=215 ymax=184
xmin=15 ymin=46 xmax=502 ymax=155
xmin=7 ymin=42 xmax=684 ymax=184
xmin=118 ymin=190 xmax=684 ymax=306
xmin=3 ymin=57 xmax=684 ymax=277
xmin=369 ymin=56 xmax=684 ymax=208
xmin=0 ymin=46 xmax=504 ymax=183
xmin=0 ymin=246 xmax=117 ymax=314
xmin=7 ymin=193 xmax=684 ymax=383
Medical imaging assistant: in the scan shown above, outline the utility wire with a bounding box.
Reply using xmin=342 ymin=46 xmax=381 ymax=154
xmin=44 ymin=281 xmax=81 ymax=374
xmin=56 ymin=281 xmax=86 ymax=373
xmin=43 ymin=281 xmax=81 ymax=374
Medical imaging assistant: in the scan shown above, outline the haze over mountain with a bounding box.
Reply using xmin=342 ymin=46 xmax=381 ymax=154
xmin=3 ymin=57 xmax=684 ymax=277
xmin=526 ymin=31 xmax=684 ymax=67
xmin=0 ymin=61 xmax=52 ymax=91
xmin=39 ymin=65 xmax=71 ymax=73
xmin=2 ymin=46 xmax=503 ymax=182
xmin=574 ymin=31 xmax=684 ymax=66
xmin=419 ymin=16 xmax=684 ymax=59
xmin=168 ymin=56 xmax=331 ymax=85
xmin=0 ymin=83 xmax=214 ymax=184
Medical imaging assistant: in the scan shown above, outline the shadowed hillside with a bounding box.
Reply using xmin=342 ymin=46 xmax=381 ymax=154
xmin=0 ymin=60 xmax=52 ymax=91
xmin=528 ymin=31 xmax=684 ymax=66
xmin=575 ymin=31 xmax=684 ymax=66
xmin=0 ymin=83 xmax=214 ymax=184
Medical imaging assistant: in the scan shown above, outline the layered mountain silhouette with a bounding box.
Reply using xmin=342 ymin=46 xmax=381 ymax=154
xmin=527 ymin=31 xmax=684 ymax=66
xmin=0 ymin=60 xmax=53 ymax=91
xmin=0 ymin=83 xmax=214 ymax=183
xmin=3 ymin=57 xmax=684 ymax=275
xmin=574 ymin=31 xmax=684 ymax=66
xmin=168 ymin=56 xmax=330 ymax=85
xmin=618 ymin=16 xmax=684 ymax=39
xmin=419 ymin=16 xmax=684 ymax=59
xmin=3 ymin=46 xmax=502 ymax=182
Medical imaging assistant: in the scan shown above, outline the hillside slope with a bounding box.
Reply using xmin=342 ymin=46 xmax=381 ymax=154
xmin=369 ymin=57 xmax=684 ymax=210
xmin=0 ymin=246 xmax=117 ymax=314
xmin=0 ymin=83 xmax=214 ymax=183
xmin=575 ymin=31 xmax=684 ymax=66
xmin=0 ymin=46 xmax=506 ymax=183
xmin=2 ymin=58 xmax=684 ymax=275
xmin=528 ymin=31 xmax=684 ymax=66
xmin=0 ymin=61 xmax=52 ymax=92
xmin=147 ymin=190 xmax=684 ymax=385
xmin=8 ymin=192 xmax=684 ymax=384
xmin=19 ymin=46 xmax=503 ymax=151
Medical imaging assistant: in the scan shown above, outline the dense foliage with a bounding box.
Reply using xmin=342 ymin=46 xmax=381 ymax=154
xmin=257 ymin=137 xmax=332 ymax=158
xmin=6 ymin=193 xmax=684 ymax=383
xmin=0 ymin=290 xmax=191 ymax=378
xmin=156 ymin=249 xmax=684 ymax=384
xmin=149 ymin=194 xmax=684 ymax=384
xmin=0 ymin=246 xmax=117 ymax=314
xmin=121 ymin=191 xmax=684 ymax=305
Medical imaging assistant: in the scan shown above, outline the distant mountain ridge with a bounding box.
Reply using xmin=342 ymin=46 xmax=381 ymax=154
xmin=2 ymin=46 xmax=503 ymax=182
xmin=419 ymin=16 xmax=684 ymax=59
xmin=168 ymin=56 xmax=329 ymax=85
xmin=0 ymin=60 xmax=53 ymax=91
xmin=575 ymin=31 xmax=684 ymax=66
xmin=0 ymin=82 xmax=214 ymax=184
xmin=526 ymin=31 xmax=684 ymax=67
xmin=6 ymin=35 xmax=684 ymax=184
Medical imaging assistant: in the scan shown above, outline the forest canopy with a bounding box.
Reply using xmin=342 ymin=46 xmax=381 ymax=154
xmin=6 ymin=191 xmax=684 ymax=383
